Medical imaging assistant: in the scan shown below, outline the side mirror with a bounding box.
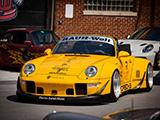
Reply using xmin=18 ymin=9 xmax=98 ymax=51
xmin=44 ymin=48 xmax=52 ymax=55
xmin=118 ymin=51 xmax=130 ymax=58
xmin=126 ymin=35 xmax=130 ymax=39
xmin=24 ymin=41 xmax=32 ymax=47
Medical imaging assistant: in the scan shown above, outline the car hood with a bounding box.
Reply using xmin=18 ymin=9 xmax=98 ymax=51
xmin=103 ymin=107 xmax=160 ymax=120
xmin=118 ymin=39 xmax=159 ymax=53
xmin=37 ymin=54 xmax=111 ymax=76
xmin=119 ymin=39 xmax=159 ymax=47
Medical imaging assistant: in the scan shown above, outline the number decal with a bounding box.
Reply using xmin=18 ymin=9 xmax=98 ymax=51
xmin=121 ymin=83 xmax=131 ymax=92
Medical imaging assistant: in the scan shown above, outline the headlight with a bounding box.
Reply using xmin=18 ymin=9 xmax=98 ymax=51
xmin=23 ymin=64 xmax=35 ymax=75
xmin=85 ymin=66 xmax=97 ymax=77
xmin=142 ymin=44 xmax=154 ymax=53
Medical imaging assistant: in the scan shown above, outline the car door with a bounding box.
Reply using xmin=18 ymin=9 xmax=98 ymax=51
xmin=119 ymin=55 xmax=135 ymax=92
xmin=0 ymin=31 xmax=13 ymax=67
xmin=0 ymin=31 xmax=35 ymax=67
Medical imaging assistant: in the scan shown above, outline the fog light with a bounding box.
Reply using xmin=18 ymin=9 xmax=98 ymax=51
xmin=21 ymin=80 xmax=25 ymax=85
xmin=88 ymin=83 xmax=100 ymax=87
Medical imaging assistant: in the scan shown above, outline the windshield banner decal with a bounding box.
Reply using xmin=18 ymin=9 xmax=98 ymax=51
xmin=61 ymin=35 xmax=114 ymax=45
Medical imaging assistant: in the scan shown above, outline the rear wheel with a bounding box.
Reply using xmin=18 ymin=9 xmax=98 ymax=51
xmin=145 ymin=64 xmax=153 ymax=91
xmin=109 ymin=70 xmax=121 ymax=102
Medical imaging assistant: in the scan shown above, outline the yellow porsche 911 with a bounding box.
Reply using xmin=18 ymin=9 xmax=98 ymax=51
xmin=16 ymin=35 xmax=153 ymax=103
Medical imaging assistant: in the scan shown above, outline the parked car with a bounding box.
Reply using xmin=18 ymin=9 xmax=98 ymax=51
xmin=118 ymin=27 xmax=160 ymax=69
xmin=16 ymin=35 xmax=153 ymax=103
xmin=43 ymin=108 xmax=160 ymax=120
xmin=156 ymin=48 xmax=160 ymax=68
xmin=0 ymin=28 xmax=60 ymax=68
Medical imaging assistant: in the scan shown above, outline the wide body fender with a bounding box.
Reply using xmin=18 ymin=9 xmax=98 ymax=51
xmin=131 ymin=57 xmax=153 ymax=89
xmin=98 ymin=62 xmax=120 ymax=95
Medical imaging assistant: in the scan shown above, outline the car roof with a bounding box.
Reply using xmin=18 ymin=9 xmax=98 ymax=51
xmin=5 ymin=28 xmax=50 ymax=32
xmin=141 ymin=27 xmax=160 ymax=30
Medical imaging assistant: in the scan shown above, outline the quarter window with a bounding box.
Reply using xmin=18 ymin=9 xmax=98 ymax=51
xmin=10 ymin=32 xmax=30 ymax=44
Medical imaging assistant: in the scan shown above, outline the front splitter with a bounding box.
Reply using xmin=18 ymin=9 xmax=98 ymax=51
xmin=16 ymin=89 xmax=110 ymax=104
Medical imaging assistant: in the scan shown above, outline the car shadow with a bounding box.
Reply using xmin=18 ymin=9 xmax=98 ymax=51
xmin=6 ymin=95 xmax=107 ymax=106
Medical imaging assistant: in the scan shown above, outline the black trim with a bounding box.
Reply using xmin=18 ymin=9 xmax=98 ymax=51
xmin=17 ymin=76 xmax=23 ymax=92
xmin=135 ymin=56 xmax=147 ymax=59
xmin=16 ymin=89 xmax=111 ymax=103
xmin=133 ymin=72 xmax=145 ymax=89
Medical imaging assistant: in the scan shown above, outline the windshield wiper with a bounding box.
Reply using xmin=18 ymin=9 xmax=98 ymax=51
xmin=88 ymin=52 xmax=108 ymax=55
xmin=65 ymin=52 xmax=89 ymax=57
xmin=74 ymin=52 xmax=82 ymax=55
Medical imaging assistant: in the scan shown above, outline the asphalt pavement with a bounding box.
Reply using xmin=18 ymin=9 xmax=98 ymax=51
xmin=0 ymin=68 xmax=160 ymax=120
xmin=0 ymin=68 xmax=20 ymax=81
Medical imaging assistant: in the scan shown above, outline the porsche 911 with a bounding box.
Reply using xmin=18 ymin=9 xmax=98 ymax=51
xmin=16 ymin=35 xmax=153 ymax=103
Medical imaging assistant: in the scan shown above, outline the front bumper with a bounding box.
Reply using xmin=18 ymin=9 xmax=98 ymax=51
xmin=16 ymin=89 xmax=110 ymax=103
xmin=16 ymin=77 xmax=110 ymax=103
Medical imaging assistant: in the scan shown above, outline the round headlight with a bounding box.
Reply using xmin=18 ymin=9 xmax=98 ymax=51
xmin=85 ymin=66 xmax=97 ymax=77
xmin=142 ymin=44 xmax=154 ymax=53
xmin=23 ymin=64 xmax=35 ymax=75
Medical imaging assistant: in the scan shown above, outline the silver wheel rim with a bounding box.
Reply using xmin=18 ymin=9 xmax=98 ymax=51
xmin=113 ymin=71 xmax=121 ymax=98
xmin=148 ymin=65 xmax=153 ymax=88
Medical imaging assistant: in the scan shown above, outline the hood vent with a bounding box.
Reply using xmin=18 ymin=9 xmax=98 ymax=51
xmin=140 ymin=43 xmax=147 ymax=46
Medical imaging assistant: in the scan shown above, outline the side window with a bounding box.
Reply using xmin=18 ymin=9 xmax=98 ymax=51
xmin=0 ymin=32 xmax=11 ymax=43
xmin=53 ymin=33 xmax=60 ymax=42
xmin=26 ymin=33 xmax=31 ymax=41
xmin=144 ymin=30 xmax=160 ymax=41
xmin=10 ymin=32 xmax=30 ymax=44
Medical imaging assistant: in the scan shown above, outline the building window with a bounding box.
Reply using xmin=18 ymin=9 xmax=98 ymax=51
xmin=84 ymin=0 xmax=134 ymax=11
xmin=84 ymin=0 xmax=136 ymax=16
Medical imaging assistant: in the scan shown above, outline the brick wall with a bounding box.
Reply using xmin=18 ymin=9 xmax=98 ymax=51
xmin=154 ymin=0 xmax=160 ymax=27
xmin=55 ymin=0 xmax=160 ymax=39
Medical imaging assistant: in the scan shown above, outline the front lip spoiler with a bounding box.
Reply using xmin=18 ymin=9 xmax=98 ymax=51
xmin=16 ymin=89 xmax=110 ymax=104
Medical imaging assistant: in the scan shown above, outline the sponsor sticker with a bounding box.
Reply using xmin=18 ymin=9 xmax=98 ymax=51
xmin=136 ymin=70 xmax=140 ymax=78
xmin=121 ymin=83 xmax=131 ymax=92
xmin=39 ymin=96 xmax=65 ymax=101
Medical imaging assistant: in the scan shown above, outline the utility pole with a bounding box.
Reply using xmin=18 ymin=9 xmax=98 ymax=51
xmin=46 ymin=0 xmax=55 ymax=31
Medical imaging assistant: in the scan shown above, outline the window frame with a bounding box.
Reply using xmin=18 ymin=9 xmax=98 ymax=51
xmin=83 ymin=0 xmax=137 ymax=17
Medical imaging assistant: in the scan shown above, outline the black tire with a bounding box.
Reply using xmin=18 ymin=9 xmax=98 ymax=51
xmin=153 ymin=52 xmax=160 ymax=70
xmin=145 ymin=64 xmax=153 ymax=92
xmin=109 ymin=70 xmax=121 ymax=102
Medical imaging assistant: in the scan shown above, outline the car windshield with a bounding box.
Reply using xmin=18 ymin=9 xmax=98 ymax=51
xmin=53 ymin=35 xmax=115 ymax=56
xmin=129 ymin=27 xmax=160 ymax=41
xmin=31 ymin=30 xmax=59 ymax=45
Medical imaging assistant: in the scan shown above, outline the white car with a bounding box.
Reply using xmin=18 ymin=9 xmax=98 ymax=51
xmin=118 ymin=27 xmax=160 ymax=69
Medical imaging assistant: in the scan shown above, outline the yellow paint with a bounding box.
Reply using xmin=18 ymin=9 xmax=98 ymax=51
xmin=18 ymin=36 xmax=153 ymax=99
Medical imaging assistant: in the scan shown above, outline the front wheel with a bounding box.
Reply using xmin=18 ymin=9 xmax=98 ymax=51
xmin=145 ymin=64 xmax=153 ymax=91
xmin=109 ymin=70 xmax=121 ymax=102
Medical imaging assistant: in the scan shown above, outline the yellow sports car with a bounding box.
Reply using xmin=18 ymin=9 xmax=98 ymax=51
xmin=16 ymin=35 xmax=153 ymax=103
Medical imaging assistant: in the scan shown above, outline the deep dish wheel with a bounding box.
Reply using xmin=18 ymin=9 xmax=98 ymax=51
xmin=109 ymin=70 xmax=121 ymax=102
xmin=145 ymin=64 xmax=153 ymax=91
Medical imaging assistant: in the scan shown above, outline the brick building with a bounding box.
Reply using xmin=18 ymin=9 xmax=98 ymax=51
xmin=0 ymin=0 xmax=160 ymax=39
xmin=54 ymin=0 xmax=160 ymax=39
